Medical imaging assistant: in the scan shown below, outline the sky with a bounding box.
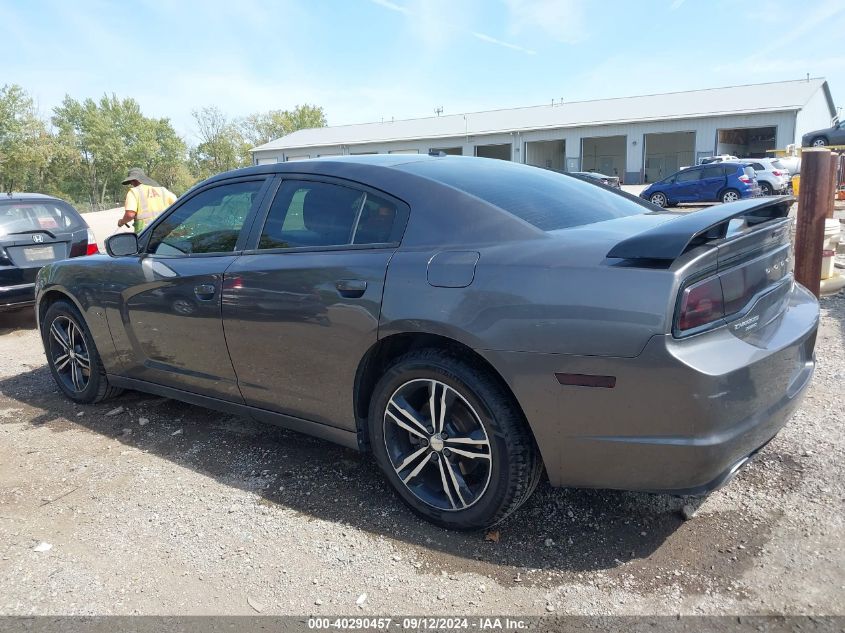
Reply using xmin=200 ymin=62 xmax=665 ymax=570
xmin=3 ymin=0 xmax=845 ymax=143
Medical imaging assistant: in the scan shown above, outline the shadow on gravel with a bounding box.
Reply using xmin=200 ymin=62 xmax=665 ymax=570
xmin=0 ymin=308 xmax=37 ymax=335
xmin=820 ymin=292 xmax=845 ymax=341
xmin=0 ymin=365 xmax=702 ymax=581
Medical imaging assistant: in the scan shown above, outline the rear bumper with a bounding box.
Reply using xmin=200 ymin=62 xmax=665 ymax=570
xmin=0 ymin=282 xmax=35 ymax=311
xmin=482 ymin=283 xmax=819 ymax=492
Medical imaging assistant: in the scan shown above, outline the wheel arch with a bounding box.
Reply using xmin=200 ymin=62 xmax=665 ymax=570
xmin=37 ymin=287 xmax=84 ymax=329
xmin=353 ymin=332 xmax=539 ymax=457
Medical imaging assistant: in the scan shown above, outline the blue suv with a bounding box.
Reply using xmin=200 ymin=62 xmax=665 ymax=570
xmin=641 ymin=162 xmax=761 ymax=207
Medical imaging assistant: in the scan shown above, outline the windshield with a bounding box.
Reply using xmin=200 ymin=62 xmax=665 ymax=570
xmin=0 ymin=200 xmax=85 ymax=237
xmin=401 ymin=160 xmax=647 ymax=231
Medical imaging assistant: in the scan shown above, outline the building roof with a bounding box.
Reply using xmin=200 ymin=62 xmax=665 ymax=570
xmin=253 ymin=78 xmax=835 ymax=153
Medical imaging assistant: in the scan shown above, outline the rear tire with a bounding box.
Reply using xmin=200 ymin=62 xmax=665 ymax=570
xmin=760 ymin=182 xmax=773 ymax=196
xmin=368 ymin=349 xmax=542 ymax=530
xmin=42 ymin=300 xmax=123 ymax=404
xmin=721 ymin=189 xmax=740 ymax=203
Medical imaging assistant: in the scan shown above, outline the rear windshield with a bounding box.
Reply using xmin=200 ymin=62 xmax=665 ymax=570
xmin=400 ymin=159 xmax=647 ymax=231
xmin=0 ymin=200 xmax=85 ymax=236
xmin=743 ymin=166 xmax=756 ymax=178
xmin=771 ymin=159 xmax=786 ymax=169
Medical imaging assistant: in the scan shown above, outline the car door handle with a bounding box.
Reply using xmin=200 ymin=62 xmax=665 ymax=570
xmin=194 ymin=283 xmax=216 ymax=300
xmin=335 ymin=279 xmax=367 ymax=298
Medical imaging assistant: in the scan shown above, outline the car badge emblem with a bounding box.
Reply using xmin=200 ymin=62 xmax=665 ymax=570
xmin=32 ymin=234 xmax=44 ymax=243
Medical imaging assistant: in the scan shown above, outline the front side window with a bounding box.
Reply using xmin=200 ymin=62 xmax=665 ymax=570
xmin=675 ymin=168 xmax=701 ymax=182
xmin=259 ymin=180 xmax=400 ymax=249
xmin=148 ymin=180 xmax=263 ymax=255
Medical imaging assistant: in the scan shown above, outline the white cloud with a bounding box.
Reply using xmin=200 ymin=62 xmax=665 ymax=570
xmin=370 ymin=0 xmax=409 ymax=14
xmin=370 ymin=0 xmax=536 ymax=56
xmin=503 ymin=0 xmax=587 ymax=44
xmin=752 ymin=0 xmax=844 ymax=56
xmin=669 ymin=0 xmax=685 ymax=10
xmin=472 ymin=32 xmax=536 ymax=55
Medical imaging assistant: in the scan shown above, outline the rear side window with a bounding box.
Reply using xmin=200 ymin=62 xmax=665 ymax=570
xmin=0 ymin=201 xmax=85 ymax=236
xmin=259 ymin=180 xmax=403 ymax=250
xmin=399 ymin=160 xmax=646 ymax=231
xmin=701 ymin=166 xmax=724 ymax=179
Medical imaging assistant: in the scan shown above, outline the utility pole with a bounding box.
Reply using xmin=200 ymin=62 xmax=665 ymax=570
xmin=794 ymin=148 xmax=837 ymax=297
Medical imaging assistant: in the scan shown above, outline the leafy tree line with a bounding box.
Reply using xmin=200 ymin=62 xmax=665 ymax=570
xmin=0 ymin=84 xmax=326 ymax=210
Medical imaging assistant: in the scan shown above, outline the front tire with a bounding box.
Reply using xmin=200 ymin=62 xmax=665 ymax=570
xmin=811 ymin=136 xmax=828 ymax=147
xmin=368 ymin=349 xmax=542 ymax=530
xmin=42 ymin=300 xmax=122 ymax=404
xmin=649 ymin=192 xmax=667 ymax=207
xmin=721 ymin=189 xmax=740 ymax=203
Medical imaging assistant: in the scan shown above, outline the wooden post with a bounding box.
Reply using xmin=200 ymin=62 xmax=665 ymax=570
xmin=794 ymin=148 xmax=833 ymax=297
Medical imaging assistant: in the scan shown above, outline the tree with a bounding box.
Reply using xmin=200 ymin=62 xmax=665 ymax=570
xmin=190 ymin=106 xmax=249 ymax=180
xmin=0 ymin=84 xmax=52 ymax=193
xmin=241 ymin=104 xmax=327 ymax=148
xmin=53 ymin=94 xmax=191 ymax=208
xmin=2 ymin=84 xmax=328 ymax=205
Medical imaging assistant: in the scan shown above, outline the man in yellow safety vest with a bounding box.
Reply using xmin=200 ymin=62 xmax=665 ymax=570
xmin=117 ymin=168 xmax=177 ymax=233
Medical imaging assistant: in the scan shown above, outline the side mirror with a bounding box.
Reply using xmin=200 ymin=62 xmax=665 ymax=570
xmin=105 ymin=232 xmax=139 ymax=257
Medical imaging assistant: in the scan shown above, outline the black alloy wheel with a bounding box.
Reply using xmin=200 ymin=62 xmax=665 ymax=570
xmin=383 ymin=378 xmax=492 ymax=512
xmin=369 ymin=349 xmax=542 ymax=530
xmin=48 ymin=315 xmax=91 ymax=394
xmin=42 ymin=300 xmax=122 ymax=404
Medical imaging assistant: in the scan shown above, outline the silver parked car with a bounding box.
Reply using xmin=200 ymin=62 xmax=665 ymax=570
xmin=743 ymin=158 xmax=791 ymax=195
xmin=35 ymin=156 xmax=818 ymax=529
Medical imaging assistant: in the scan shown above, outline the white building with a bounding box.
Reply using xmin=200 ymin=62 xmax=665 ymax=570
xmin=251 ymin=78 xmax=837 ymax=185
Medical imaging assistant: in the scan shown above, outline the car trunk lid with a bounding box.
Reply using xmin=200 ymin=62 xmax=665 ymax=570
xmin=1 ymin=231 xmax=74 ymax=268
xmin=605 ymin=196 xmax=795 ymax=338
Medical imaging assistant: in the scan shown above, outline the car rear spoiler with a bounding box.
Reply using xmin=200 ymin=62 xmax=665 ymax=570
xmin=606 ymin=196 xmax=794 ymax=261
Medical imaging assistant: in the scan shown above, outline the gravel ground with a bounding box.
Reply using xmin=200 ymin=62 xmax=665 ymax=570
xmin=0 ymin=294 xmax=842 ymax=616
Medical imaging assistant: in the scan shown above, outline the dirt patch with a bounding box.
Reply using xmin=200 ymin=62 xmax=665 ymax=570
xmin=0 ymin=299 xmax=843 ymax=615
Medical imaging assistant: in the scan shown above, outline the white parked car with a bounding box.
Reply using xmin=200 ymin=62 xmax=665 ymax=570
xmin=698 ymin=155 xmax=739 ymax=165
xmin=742 ymin=158 xmax=791 ymax=196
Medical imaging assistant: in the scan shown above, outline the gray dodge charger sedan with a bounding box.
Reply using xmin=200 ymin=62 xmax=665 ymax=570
xmin=35 ymin=155 xmax=818 ymax=529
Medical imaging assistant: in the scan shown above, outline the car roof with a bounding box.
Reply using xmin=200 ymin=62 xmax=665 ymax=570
xmin=1 ymin=192 xmax=65 ymax=202
xmin=210 ymin=153 xmax=441 ymax=179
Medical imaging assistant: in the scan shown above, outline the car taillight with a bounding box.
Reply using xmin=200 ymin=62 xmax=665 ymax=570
xmin=85 ymin=228 xmax=99 ymax=255
xmin=739 ymin=175 xmax=752 ymax=184
xmin=677 ymin=276 xmax=725 ymax=332
xmin=772 ymin=170 xmax=785 ymax=176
